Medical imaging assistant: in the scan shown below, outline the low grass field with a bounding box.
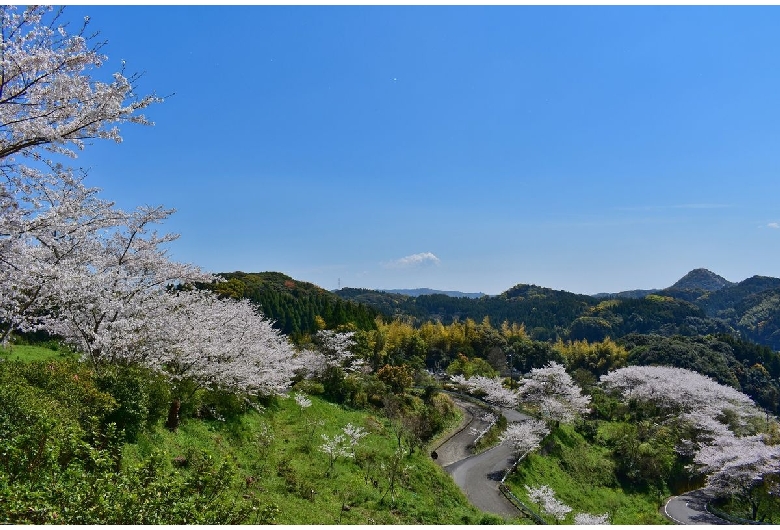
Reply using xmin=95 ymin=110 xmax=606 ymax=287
xmin=0 ymin=343 xmax=72 ymax=362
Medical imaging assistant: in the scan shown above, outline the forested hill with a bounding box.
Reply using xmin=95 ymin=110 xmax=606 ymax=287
xmin=207 ymin=272 xmax=380 ymax=339
xmin=335 ymin=284 xmax=723 ymax=342
xmin=334 ymin=269 xmax=780 ymax=350
xmin=205 ymin=269 xmax=780 ymax=351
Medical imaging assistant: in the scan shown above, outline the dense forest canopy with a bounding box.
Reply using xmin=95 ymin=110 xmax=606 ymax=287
xmin=205 ymin=272 xmax=380 ymax=339
xmin=334 ymin=269 xmax=780 ymax=350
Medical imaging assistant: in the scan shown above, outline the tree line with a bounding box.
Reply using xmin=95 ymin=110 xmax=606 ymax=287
xmin=336 ymin=281 xmax=780 ymax=349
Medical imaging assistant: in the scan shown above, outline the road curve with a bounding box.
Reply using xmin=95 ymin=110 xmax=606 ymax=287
xmin=437 ymin=396 xmax=731 ymax=525
xmin=432 ymin=396 xmax=531 ymax=520
xmin=445 ymin=440 xmax=520 ymax=518
xmin=432 ymin=399 xmax=488 ymax=467
xmin=663 ymin=489 xmax=728 ymax=525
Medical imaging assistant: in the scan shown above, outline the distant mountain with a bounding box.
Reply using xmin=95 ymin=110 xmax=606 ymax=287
xmin=592 ymin=289 xmax=659 ymax=299
xmin=591 ymin=269 xmax=780 ymax=350
xmin=381 ymin=288 xmax=487 ymax=299
xmin=696 ymin=275 xmax=780 ymax=316
xmin=668 ymin=268 xmax=733 ymax=292
xmin=218 ymin=269 xmax=780 ymax=351
xmin=593 ymin=268 xmax=732 ymax=300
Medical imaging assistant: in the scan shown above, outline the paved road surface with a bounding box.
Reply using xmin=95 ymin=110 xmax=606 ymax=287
xmin=663 ymin=489 xmax=728 ymax=525
xmin=433 ymin=397 xmax=533 ymax=520
xmin=433 ymin=399 xmax=489 ymax=467
xmin=445 ymin=440 xmax=520 ymax=518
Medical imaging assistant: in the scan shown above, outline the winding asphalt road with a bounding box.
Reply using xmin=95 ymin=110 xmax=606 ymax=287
xmin=663 ymin=489 xmax=728 ymax=525
xmin=433 ymin=397 xmax=531 ymax=520
xmin=435 ymin=395 xmax=730 ymax=525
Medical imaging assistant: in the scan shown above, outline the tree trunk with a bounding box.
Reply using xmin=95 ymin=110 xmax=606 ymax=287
xmin=166 ymin=397 xmax=181 ymax=431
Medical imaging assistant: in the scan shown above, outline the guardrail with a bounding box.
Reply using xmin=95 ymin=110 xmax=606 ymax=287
xmin=499 ymin=483 xmax=547 ymax=525
xmin=498 ymin=449 xmax=547 ymax=524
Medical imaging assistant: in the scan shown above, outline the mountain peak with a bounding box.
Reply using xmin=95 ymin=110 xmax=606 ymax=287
xmin=670 ymin=268 xmax=732 ymax=292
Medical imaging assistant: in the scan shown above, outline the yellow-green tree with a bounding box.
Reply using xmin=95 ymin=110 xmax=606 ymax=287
xmin=445 ymin=353 xmax=498 ymax=378
xmin=554 ymin=337 xmax=628 ymax=377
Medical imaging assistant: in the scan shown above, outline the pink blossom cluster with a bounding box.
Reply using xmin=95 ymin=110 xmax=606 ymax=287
xmin=0 ymin=6 xmax=160 ymax=163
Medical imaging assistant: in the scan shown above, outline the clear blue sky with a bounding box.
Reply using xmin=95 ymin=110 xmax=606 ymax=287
xmin=60 ymin=5 xmax=780 ymax=295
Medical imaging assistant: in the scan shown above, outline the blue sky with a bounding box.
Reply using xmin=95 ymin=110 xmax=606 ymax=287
xmin=60 ymin=5 xmax=780 ymax=295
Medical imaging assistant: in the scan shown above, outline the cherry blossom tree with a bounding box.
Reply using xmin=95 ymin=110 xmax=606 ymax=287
xmin=296 ymin=329 xmax=363 ymax=380
xmin=149 ymin=289 xmax=299 ymax=430
xmin=35 ymin=202 xmax=212 ymax=364
xmin=518 ymin=361 xmax=590 ymax=424
xmin=0 ymin=167 xmax=125 ymax=345
xmin=154 ymin=290 xmax=298 ymax=394
xmin=0 ymin=7 xmax=303 ymax=432
xmin=694 ymin=433 xmax=780 ymax=520
xmin=294 ymin=392 xmax=312 ymax=412
xmin=0 ymin=6 xmax=160 ymax=164
xmin=500 ymin=418 xmax=550 ymax=456
xmin=1 ymin=5 xmax=164 ymax=349
xmin=600 ymin=365 xmax=761 ymax=435
xmin=319 ymin=422 xmax=368 ymax=473
xmin=314 ymin=329 xmax=361 ymax=370
xmin=450 ymin=373 xmax=519 ymax=408
xmin=525 ymin=484 xmax=572 ymax=523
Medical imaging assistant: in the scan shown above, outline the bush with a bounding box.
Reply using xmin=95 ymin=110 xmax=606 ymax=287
xmin=321 ymin=365 xmax=347 ymax=402
xmin=96 ymin=364 xmax=170 ymax=442
xmin=0 ymin=381 xmax=85 ymax=482
xmin=293 ymin=379 xmax=325 ymax=395
xmin=0 ymin=359 xmax=116 ymax=437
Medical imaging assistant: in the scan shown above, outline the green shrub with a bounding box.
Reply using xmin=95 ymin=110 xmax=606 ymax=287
xmin=96 ymin=364 xmax=171 ymax=442
xmin=198 ymin=388 xmax=248 ymax=422
xmin=0 ymin=359 xmax=116 ymax=437
xmin=293 ymin=379 xmax=325 ymax=395
xmin=0 ymin=381 xmax=85 ymax=482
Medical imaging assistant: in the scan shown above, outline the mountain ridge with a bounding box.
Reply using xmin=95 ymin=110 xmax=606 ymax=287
xmin=217 ymin=268 xmax=780 ymax=351
xmin=378 ymin=288 xmax=487 ymax=299
xmin=668 ymin=268 xmax=733 ymax=291
xmin=353 ymin=268 xmax=742 ymax=300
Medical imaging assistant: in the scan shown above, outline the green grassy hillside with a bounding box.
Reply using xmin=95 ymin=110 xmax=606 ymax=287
xmin=0 ymin=351 xmax=498 ymax=524
xmin=505 ymin=424 xmax=671 ymax=525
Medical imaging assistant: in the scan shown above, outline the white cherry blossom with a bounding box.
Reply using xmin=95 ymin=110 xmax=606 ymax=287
xmin=518 ymin=361 xmax=590 ymax=424
xmin=0 ymin=6 xmax=160 ymax=163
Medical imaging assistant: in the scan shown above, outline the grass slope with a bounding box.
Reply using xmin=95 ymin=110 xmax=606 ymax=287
xmin=0 ymin=344 xmax=71 ymax=362
xmin=124 ymin=394 xmax=494 ymax=524
xmin=505 ymin=424 xmax=670 ymax=525
xmin=1 ymin=349 xmax=496 ymax=524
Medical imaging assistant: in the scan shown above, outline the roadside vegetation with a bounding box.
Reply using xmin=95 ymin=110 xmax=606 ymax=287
xmin=506 ymin=425 xmax=670 ymax=525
